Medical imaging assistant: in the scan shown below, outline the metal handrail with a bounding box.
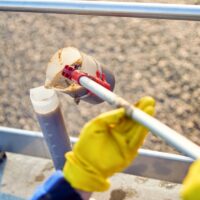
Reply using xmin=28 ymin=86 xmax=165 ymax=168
xmin=0 ymin=0 xmax=200 ymax=21
xmin=0 ymin=126 xmax=193 ymax=183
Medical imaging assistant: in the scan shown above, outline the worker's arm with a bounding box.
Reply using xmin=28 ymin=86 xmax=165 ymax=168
xmin=31 ymin=96 xmax=155 ymax=199
xmin=181 ymin=159 xmax=200 ymax=200
xmin=30 ymin=170 xmax=84 ymax=200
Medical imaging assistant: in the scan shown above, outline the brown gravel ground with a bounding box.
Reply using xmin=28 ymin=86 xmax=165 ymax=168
xmin=0 ymin=0 xmax=200 ymax=154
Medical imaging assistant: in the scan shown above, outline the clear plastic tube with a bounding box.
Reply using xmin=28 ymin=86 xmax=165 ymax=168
xmin=30 ymin=86 xmax=71 ymax=169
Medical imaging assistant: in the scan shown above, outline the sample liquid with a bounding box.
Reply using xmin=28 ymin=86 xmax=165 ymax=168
xmin=36 ymin=106 xmax=71 ymax=170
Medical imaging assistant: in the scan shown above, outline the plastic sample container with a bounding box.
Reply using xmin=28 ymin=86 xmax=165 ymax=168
xmin=45 ymin=47 xmax=115 ymax=104
xmin=30 ymin=86 xmax=71 ymax=169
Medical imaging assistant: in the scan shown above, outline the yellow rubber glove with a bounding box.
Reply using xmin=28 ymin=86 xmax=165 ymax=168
xmin=181 ymin=159 xmax=200 ymax=200
xmin=63 ymin=96 xmax=155 ymax=192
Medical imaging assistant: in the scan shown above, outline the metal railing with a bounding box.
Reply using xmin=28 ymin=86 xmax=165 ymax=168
xmin=0 ymin=1 xmax=200 ymax=21
xmin=0 ymin=126 xmax=193 ymax=183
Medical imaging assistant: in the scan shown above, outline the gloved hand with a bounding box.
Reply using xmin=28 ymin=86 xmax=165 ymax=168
xmin=181 ymin=159 xmax=200 ymax=200
xmin=63 ymin=96 xmax=155 ymax=192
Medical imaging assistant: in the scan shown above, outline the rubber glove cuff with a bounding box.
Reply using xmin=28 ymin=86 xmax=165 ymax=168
xmin=63 ymin=152 xmax=110 ymax=192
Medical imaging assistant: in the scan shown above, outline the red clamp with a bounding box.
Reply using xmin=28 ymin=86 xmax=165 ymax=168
xmin=62 ymin=65 xmax=111 ymax=91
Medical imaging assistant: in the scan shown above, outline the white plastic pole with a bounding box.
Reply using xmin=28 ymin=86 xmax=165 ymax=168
xmin=79 ymin=76 xmax=200 ymax=160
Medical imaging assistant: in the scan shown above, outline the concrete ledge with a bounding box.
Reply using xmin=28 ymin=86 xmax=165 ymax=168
xmin=93 ymin=174 xmax=181 ymax=200
xmin=0 ymin=153 xmax=181 ymax=200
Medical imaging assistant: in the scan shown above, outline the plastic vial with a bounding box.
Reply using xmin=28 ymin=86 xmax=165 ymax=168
xmin=30 ymin=86 xmax=71 ymax=170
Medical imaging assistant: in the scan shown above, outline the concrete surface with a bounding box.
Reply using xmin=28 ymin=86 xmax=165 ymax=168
xmin=0 ymin=153 xmax=182 ymax=200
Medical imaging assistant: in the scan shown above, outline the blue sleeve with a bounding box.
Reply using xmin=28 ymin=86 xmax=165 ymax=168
xmin=30 ymin=170 xmax=82 ymax=200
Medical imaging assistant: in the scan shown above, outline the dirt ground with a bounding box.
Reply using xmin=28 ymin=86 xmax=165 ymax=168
xmin=0 ymin=0 xmax=199 ymax=154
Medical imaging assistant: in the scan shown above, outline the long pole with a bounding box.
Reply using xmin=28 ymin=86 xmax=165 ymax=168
xmin=0 ymin=1 xmax=200 ymax=21
xmin=79 ymin=76 xmax=200 ymax=159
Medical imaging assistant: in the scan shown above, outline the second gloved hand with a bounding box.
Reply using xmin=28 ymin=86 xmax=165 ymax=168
xmin=181 ymin=159 xmax=200 ymax=200
xmin=63 ymin=96 xmax=155 ymax=192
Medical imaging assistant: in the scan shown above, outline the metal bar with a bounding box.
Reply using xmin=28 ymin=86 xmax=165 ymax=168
xmin=0 ymin=126 xmax=193 ymax=183
xmin=0 ymin=126 xmax=77 ymax=158
xmin=79 ymin=76 xmax=200 ymax=159
xmin=0 ymin=126 xmax=51 ymax=158
xmin=125 ymin=149 xmax=192 ymax=183
xmin=0 ymin=0 xmax=200 ymax=21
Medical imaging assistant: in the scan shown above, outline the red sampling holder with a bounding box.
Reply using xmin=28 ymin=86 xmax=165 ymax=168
xmin=62 ymin=65 xmax=111 ymax=91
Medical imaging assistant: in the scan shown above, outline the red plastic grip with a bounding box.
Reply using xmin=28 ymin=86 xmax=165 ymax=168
xmin=62 ymin=65 xmax=111 ymax=91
